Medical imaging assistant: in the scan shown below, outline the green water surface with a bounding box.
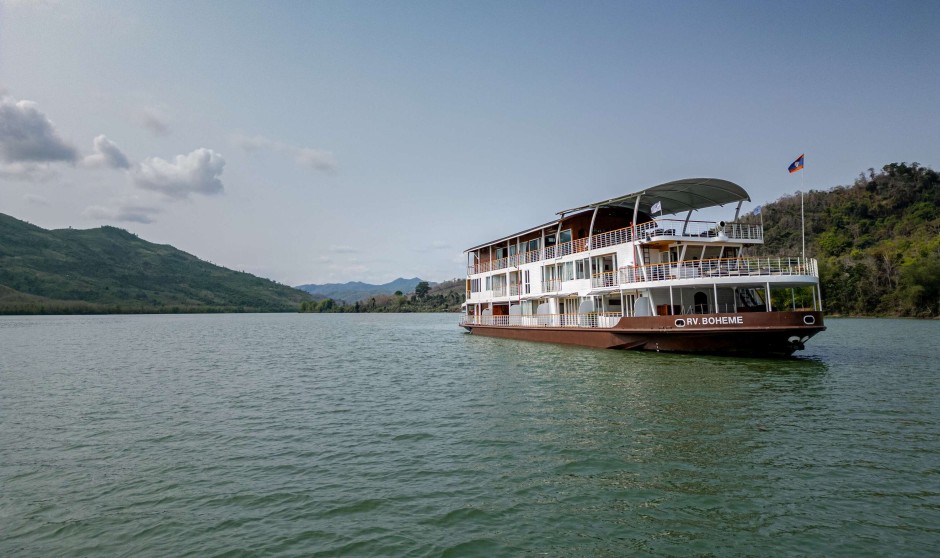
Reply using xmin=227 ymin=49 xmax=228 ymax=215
xmin=1 ymin=314 xmax=937 ymax=556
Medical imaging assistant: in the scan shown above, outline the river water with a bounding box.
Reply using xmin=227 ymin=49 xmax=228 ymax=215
xmin=1 ymin=314 xmax=938 ymax=556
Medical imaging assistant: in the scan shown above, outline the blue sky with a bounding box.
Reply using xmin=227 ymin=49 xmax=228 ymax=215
xmin=1 ymin=1 xmax=937 ymax=285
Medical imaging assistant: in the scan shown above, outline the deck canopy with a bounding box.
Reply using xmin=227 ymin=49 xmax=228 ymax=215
xmin=557 ymin=178 xmax=750 ymax=217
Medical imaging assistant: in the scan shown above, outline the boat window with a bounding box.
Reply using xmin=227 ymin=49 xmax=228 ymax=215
xmin=559 ymin=229 xmax=572 ymax=244
xmin=575 ymin=259 xmax=589 ymax=279
xmin=528 ymin=238 xmax=540 ymax=252
xmin=562 ymin=262 xmax=574 ymax=281
xmin=495 ymin=247 xmax=505 ymax=259
xmin=545 ymin=234 xmax=556 ymax=246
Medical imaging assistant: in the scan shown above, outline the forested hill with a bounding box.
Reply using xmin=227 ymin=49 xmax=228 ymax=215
xmin=0 ymin=214 xmax=311 ymax=314
xmin=749 ymin=162 xmax=939 ymax=317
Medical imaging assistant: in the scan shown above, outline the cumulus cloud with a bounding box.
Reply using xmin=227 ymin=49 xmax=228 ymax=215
xmin=83 ymin=202 xmax=162 ymax=224
xmin=141 ymin=107 xmax=170 ymax=136
xmin=0 ymin=95 xmax=78 ymax=165
xmin=83 ymin=135 xmax=130 ymax=169
xmin=131 ymin=148 xmax=225 ymax=199
xmin=232 ymin=132 xmax=337 ymax=173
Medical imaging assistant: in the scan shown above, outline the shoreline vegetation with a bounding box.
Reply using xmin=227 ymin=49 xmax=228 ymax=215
xmin=1 ymin=163 xmax=936 ymax=318
xmin=298 ymin=280 xmax=464 ymax=314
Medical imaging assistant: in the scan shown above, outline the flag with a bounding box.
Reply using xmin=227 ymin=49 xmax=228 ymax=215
xmin=650 ymin=200 xmax=662 ymax=214
xmin=788 ymin=154 xmax=805 ymax=173
xmin=752 ymin=206 xmax=762 ymax=216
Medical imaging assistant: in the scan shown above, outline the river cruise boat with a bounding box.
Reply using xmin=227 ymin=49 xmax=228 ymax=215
xmin=460 ymin=178 xmax=825 ymax=356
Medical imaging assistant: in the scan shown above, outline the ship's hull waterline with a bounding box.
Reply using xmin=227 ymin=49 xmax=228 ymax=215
xmin=462 ymin=311 xmax=825 ymax=356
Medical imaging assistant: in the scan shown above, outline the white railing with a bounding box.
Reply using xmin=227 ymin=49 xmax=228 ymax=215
xmin=461 ymin=312 xmax=623 ymax=328
xmin=633 ymin=219 xmax=763 ymax=241
xmin=468 ymin=219 xmax=764 ymax=274
xmin=591 ymin=271 xmax=617 ymax=288
xmin=618 ymin=256 xmax=817 ymax=285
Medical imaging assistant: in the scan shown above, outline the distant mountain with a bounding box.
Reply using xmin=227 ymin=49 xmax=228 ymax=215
xmin=0 ymin=213 xmax=311 ymax=314
xmin=295 ymin=277 xmax=426 ymax=304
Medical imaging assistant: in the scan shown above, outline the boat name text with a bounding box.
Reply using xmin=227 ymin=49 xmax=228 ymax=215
xmin=681 ymin=315 xmax=744 ymax=326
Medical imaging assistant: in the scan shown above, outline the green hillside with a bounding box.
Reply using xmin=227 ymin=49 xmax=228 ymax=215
xmin=0 ymin=214 xmax=311 ymax=314
xmin=749 ymin=162 xmax=939 ymax=317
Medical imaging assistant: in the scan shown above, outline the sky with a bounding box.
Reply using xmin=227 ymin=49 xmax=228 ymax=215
xmin=1 ymin=0 xmax=937 ymax=286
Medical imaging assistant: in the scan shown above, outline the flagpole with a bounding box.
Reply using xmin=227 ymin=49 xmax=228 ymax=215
xmin=801 ymin=158 xmax=806 ymax=263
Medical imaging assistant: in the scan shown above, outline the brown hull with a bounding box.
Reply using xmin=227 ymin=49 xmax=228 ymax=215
xmin=462 ymin=311 xmax=825 ymax=356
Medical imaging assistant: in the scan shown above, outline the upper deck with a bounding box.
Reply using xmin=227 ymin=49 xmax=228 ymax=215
xmin=465 ymin=177 xmax=758 ymax=276
xmin=468 ymin=217 xmax=762 ymax=275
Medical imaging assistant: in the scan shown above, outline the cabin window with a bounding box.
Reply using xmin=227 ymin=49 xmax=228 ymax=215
xmin=575 ymin=259 xmax=589 ymax=279
xmin=528 ymin=238 xmax=540 ymax=252
xmin=561 ymin=262 xmax=575 ymax=281
xmin=509 ymin=244 xmax=517 ymax=256
xmin=495 ymin=247 xmax=505 ymax=260
xmin=559 ymin=229 xmax=572 ymax=243
xmin=485 ymin=276 xmax=492 ymax=290
xmin=545 ymin=234 xmax=556 ymax=246
xmin=470 ymin=279 xmax=481 ymax=293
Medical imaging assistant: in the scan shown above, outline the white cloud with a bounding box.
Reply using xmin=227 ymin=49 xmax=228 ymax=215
xmin=294 ymin=147 xmax=338 ymax=172
xmin=232 ymin=132 xmax=337 ymax=173
xmin=83 ymin=134 xmax=130 ymax=169
xmin=141 ymin=107 xmax=170 ymax=136
xmin=83 ymin=202 xmax=162 ymax=224
xmin=0 ymin=95 xmax=78 ymax=165
xmin=131 ymin=148 xmax=225 ymax=199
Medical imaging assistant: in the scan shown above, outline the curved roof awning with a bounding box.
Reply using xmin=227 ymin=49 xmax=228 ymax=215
xmin=558 ymin=178 xmax=750 ymax=217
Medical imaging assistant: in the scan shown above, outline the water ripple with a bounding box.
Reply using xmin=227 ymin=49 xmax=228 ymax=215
xmin=1 ymin=314 xmax=938 ymax=556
